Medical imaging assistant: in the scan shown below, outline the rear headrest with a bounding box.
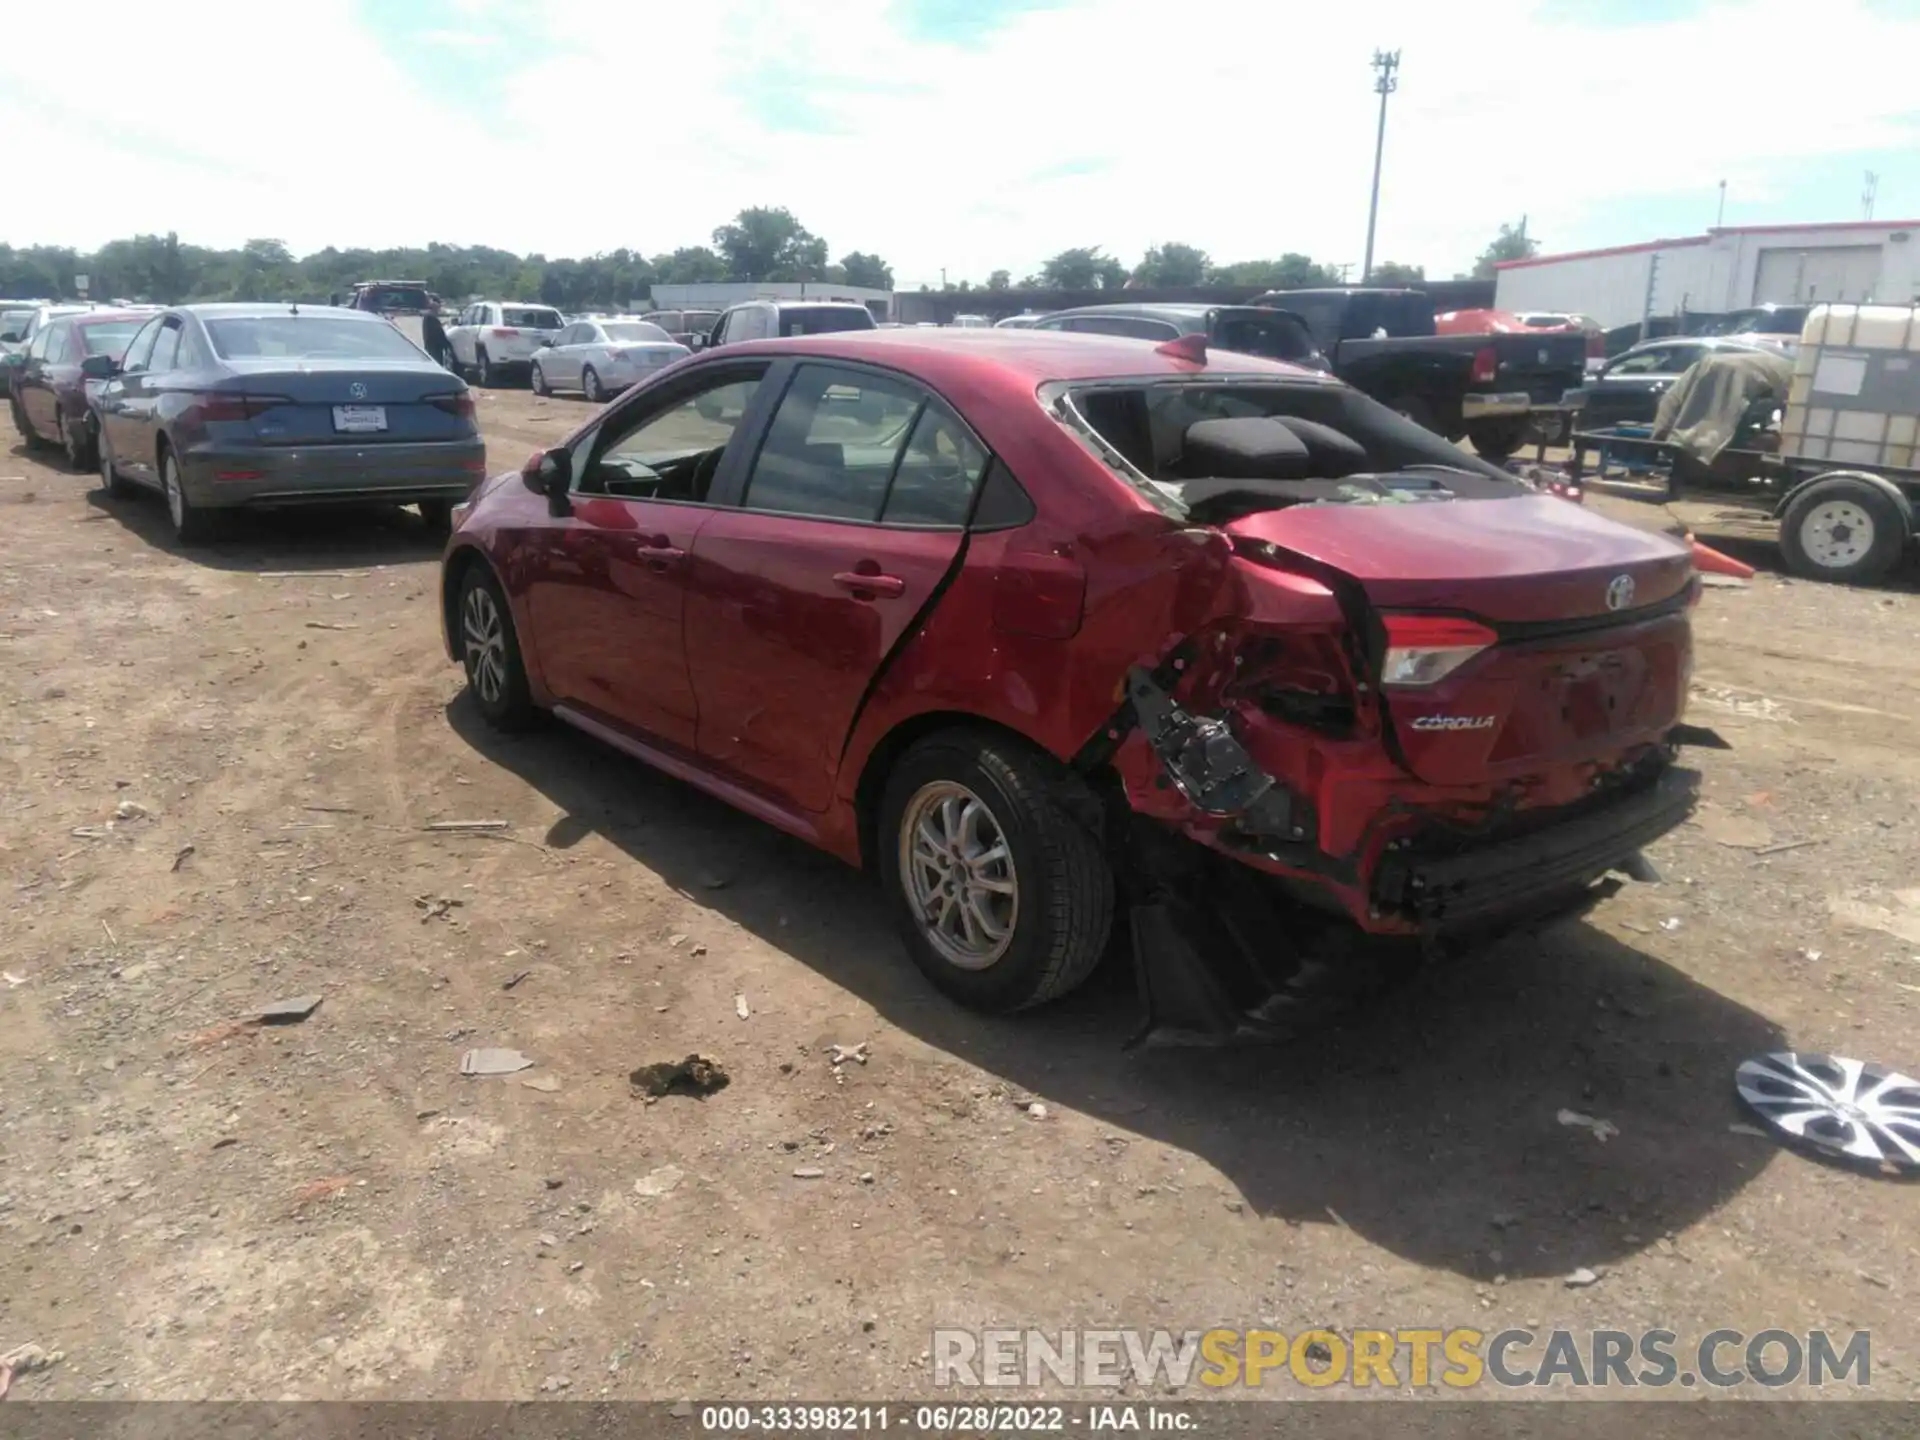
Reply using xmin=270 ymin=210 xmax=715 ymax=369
xmin=1175 ymin=417 xmax=1311 ymax=480
xmin=1269 ymin=417 xmax=1371 ymax=478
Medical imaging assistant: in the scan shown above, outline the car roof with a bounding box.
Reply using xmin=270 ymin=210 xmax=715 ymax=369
xmin=730 ymin=299 xmax=871 ymax=311
xmin=177 ymin=303 xmax=385 ymax=319
xmin=1048 ymin=302 xmax=1220 ymax=320
xmin=715 ymin=327 xmax=1331 ymax=391
xmin=67 ymin=309 xmax=156 ymax=324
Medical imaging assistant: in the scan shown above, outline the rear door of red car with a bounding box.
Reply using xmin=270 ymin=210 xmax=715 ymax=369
xmin=684 ymin=360 xmax=987 ymax=813
xmin=523 ymin=360 xmax=775 ymax=751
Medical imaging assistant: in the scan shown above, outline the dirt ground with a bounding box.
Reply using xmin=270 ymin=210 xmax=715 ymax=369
xmin=3 ymin=388 xmax=1918 ymax=1404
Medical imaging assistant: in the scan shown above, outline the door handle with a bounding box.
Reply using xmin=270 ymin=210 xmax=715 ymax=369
xmin=834 ymin=570 xmax=905 ymax=598
xmin=643 ymin=546 xmax=686 ymax=571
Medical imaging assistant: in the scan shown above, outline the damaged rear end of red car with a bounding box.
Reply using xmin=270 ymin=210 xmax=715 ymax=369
xmin=1040 ymin=371 xmax=1725 ymax=1045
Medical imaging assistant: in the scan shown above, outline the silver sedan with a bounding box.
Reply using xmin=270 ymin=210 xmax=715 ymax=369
xmin=530 ymin=318 xmax=690 ymax=403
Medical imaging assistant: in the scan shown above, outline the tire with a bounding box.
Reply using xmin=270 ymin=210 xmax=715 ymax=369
xmin=475 ymin=349 xmax=495 ymax=388
xmin=98 ymin=432 xmax=136 ymax=499
xmin=878 ymin=730 xmax=1113 ymax=1014
xmin=417 ymin=499 xmax=453 ymax=536
xmin=455 ymin=562 xmax=538 ymax=732
xmin=60 ymin=408 xmax=95 ymax=471
xmin=582 ymin=366 xmax=605 ymax=404
xmin=529 ymin=362 xmax=549 ymax=397
xmin=1467 ymin=418 xmax=1530 ymax=462
xmin=159 ymin=445 xmax=213 ymax=544
xmin=1780 ymin=475 xmax=1908 ymax=585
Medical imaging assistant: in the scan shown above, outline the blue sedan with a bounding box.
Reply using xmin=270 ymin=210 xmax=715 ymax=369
xmin=90 ymin=303 xmax=486 ymax=543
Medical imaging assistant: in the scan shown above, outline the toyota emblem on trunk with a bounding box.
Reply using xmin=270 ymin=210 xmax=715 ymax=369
xmin=348 ymin=382 xmax=368 ymax=400
xmin=1606 ymin=574 xmax=1636 ymax=611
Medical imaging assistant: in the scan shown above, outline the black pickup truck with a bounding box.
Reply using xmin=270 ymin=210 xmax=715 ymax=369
xmin=1252 ymin=288 xmax=1587 ymax=459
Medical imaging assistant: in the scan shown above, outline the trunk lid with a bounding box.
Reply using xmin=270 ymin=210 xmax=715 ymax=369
xmin=214 ymin=360 xmax=474 ymax=446
xmin=1227 ymin=495 xmax=1695 ymax=784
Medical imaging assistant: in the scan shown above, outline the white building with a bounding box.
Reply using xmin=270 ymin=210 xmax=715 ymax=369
xmin=648 ymin=281 xmax=893 ymax=319
xmin=1493 ymin=220 xmax=1920 ymax=330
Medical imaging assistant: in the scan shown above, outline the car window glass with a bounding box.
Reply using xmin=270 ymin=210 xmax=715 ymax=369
xmin=1071 ymin=316 xmax=1177 ymax=340
xmin=79 ymin=320 xmax=142 ymax=358
xmin=25 ymin=326 xmax=53 ymax=361
xmin=119 ymin=318 xmax=163 ymax=373
xmin=176 ymin=324 xmax=211 ymax=369
xmin=46 ymin=325 xmax=72 ymax=364
xmin=743 ymin=364 xmax=924 ymax=522
xmin=146 ymin=321 xmax=182 ymax=374
xmin=1608 ymin=348 xmax=1674 ymax=377
xmin=880 ymin=401 xmax=988 ymax=527
xmin=582 ymin=370 xmax=766 ymax=504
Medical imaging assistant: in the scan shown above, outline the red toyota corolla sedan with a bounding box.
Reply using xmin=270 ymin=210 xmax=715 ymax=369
xmin=441 ymin=329 xmax=1716 ymax=1042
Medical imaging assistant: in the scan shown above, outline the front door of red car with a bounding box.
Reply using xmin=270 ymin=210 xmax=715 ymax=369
xmin=524 ymin=363 xmax=772 ymax=751
xmin=684 ymin=361 xmax=989 ymax=813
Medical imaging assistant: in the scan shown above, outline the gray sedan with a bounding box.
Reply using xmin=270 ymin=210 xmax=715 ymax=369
xmin=90 ymin=304 xmax=485 ymax=543
xmin=529 ymin=318 xmax=690 ymax=403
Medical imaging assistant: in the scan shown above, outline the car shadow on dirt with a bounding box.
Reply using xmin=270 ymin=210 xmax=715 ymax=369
xmin=82 ymin=488 xmax=448 ymax=571
xmin=447 ymin=697 xmax=1786 ymax=1283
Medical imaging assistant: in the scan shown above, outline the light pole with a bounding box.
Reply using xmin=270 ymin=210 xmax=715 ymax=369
xmin=1362 ymin=48 xmax=1400 ymax=285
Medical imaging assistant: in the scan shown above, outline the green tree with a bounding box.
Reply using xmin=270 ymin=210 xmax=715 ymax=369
xmin=1368 ymin=260 xmax=1426 ymax=285
xmin=1039 ymin=246 xmax=1127 ymax=290
xmin=1473 ymin=222 xmax=1538 ymax=278
xmin=838 ymin=251 xmax=893 ymax=289
xmin=1211 ymin=254 xmax=1340 ymax=289
xmin=986 ymin=269 xmax=1011 ymax=291
xmin=652 ymin=245 xmax=729 ymax=285
xmin=712 ymin=207 xmax=828 ymax=281
xmin=1133 ymin=242 xmax=1210 ymax=287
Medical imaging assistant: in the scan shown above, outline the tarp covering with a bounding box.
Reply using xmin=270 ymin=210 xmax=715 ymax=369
xmin=1652 ymin=349 xmax=1793 ymax=466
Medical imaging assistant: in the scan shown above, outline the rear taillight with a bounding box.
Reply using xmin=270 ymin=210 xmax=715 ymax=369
xmin=1380 ymin=614 xmax=1497 ymax=687
xmin=184 ymin=393 xmax=289 ymax=423
xmin=491 ymin=327 xmax=521 ymax=338
xmin=1586 ymin=333 xmax=1605 ymax=359
xmin=428 ymin=392 xmax=475 ymax=419
xmin=1470 ymin=346 xmax=1499 ymax=385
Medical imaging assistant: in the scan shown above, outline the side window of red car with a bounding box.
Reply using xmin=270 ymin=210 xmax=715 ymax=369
xmin=741 ymin=364 xmax=925 ymax=522
xmin=879 ymin=401 xmax=989 ymax=527
xmin=582 ymin=367 xmax=769 ymax=503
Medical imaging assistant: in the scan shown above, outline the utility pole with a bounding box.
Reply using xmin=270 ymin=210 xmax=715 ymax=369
xmin=1715 ymin=179 xmax=1727 ymax=228
xmin=1863 ymin=172 xmax=1879 ymax=221
xmin=1361 ymin=48 xmax=1400 ymax=285
xmin=1639 ymin=250 xmax=1662 ymax=345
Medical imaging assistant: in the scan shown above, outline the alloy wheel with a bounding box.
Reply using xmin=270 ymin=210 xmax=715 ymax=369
xmin=530 ymin=363 xmax=547 ymax=397
xmin=583 ymin=368 xmax=603 ymax=403
xmin=898 ymin=780 xmax=1019 ymax=970
xmin=462 ymin=583 xmax=508 ymax=706
xmin=163 ymin=454 xmax=185 ymax=530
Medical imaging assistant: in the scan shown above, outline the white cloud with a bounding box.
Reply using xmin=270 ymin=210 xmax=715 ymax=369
xmin=2 ymin=0 xmax=1915 ymax=281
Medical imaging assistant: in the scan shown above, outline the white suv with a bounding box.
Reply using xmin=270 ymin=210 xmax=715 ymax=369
xmin=445 ymin=302 xmax=567 ymax=386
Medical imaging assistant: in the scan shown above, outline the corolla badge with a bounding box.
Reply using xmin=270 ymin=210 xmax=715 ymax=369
xmin=1605 ymin=574 xmax=1636 ymax=611
xmin=1411 ymin=714 xmax=1497 ymax=731
xmin=348 ymin=382 xmax=368 ymax=400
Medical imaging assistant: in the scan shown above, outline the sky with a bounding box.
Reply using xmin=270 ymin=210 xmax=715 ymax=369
xmin=4 ymin=0 xmax=1919 ymax=286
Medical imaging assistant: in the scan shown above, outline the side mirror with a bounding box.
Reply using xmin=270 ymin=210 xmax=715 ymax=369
xmin=521 ymin=447 xmax=573 ymax=516
xmin=80 ymin=354 xmax=117 ymax=380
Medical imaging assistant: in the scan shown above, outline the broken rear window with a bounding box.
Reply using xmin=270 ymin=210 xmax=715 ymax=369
xmin=1049 ymin=378 xmax=1521 ymax=522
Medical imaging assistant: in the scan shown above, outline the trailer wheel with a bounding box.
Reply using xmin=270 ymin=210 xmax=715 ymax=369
xmin=1467 ymin=418 xmax=1530 ymax=461
xmin=1780 ymin=475 xmax=1908 ymax=585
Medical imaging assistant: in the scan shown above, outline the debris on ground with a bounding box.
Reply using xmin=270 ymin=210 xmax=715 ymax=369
xmin=1557 ymin=1109 xmax=1620 ymax=1142
xmin=1735 ymin=1051 xmax=1920 ymax=1174
xmin=113 ymin=799 xmax=151 ymax=821
xmin=629 ymin=1054 xmax=731 ymax=1100
xmin=170 ymin=844 xmax=195 ymax=872
xmin=415 ymin=895 xmax=464 ymax=923
xmin=0 ymin=1342 xmax=64 ymax=1396
xmin=423 ymin=819 xmax=510 ymax=832
xmin=1659 ymin=918 xmax=1683 ymax=932
xmin=1830 ymin=890 xmax=1920 ymax=946
xmin=1025 ymin=1102 xmax=1049 ymax=1121
xmin=1700 ymin=573 xmax=1749 ymax=589
xmin=292 ymin=1176 xmax=354 ymax=1207
xmin=522 ymin=1074 xmax=561 ymax=1093
xmin=1728 ymin=1122 xmax=1768 ymax=1138
xmin=1 ymin=971 xmax=25 ymax=988
xmin=1564 ymin=1267 xmax=1602 ymax=1288
xmin=460 ymin=1048 xmax=534 ymax=1077
xmin=503 ymin=970 xmax=532 ymax=991
xmin=667 ymin=934 xmax=689 ymax=948
xmin=792 ymin=1167 xmax=825 ymax=1180
xmin=633 ymin=1165 xmax=685 ymax=1198
xmin=1695 ymin=807 xmax=1773 ymax=850
xmin=1756 ymin=838 xmax=1821 ymax=857
xmin=829 ymin=1042 xmax=869 ymax=1067
xmin=303 ymin=621 xmax=358 ymax=631
xmin=259 ymin=995 xmax=322 ymax=1025
xmin=734 ymin=993 xmax=750 ymax=1020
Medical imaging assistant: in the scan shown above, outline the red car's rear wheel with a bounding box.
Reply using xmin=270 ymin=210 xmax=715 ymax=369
xmin=879 ymin=731 xmax=1112 ymax=1013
